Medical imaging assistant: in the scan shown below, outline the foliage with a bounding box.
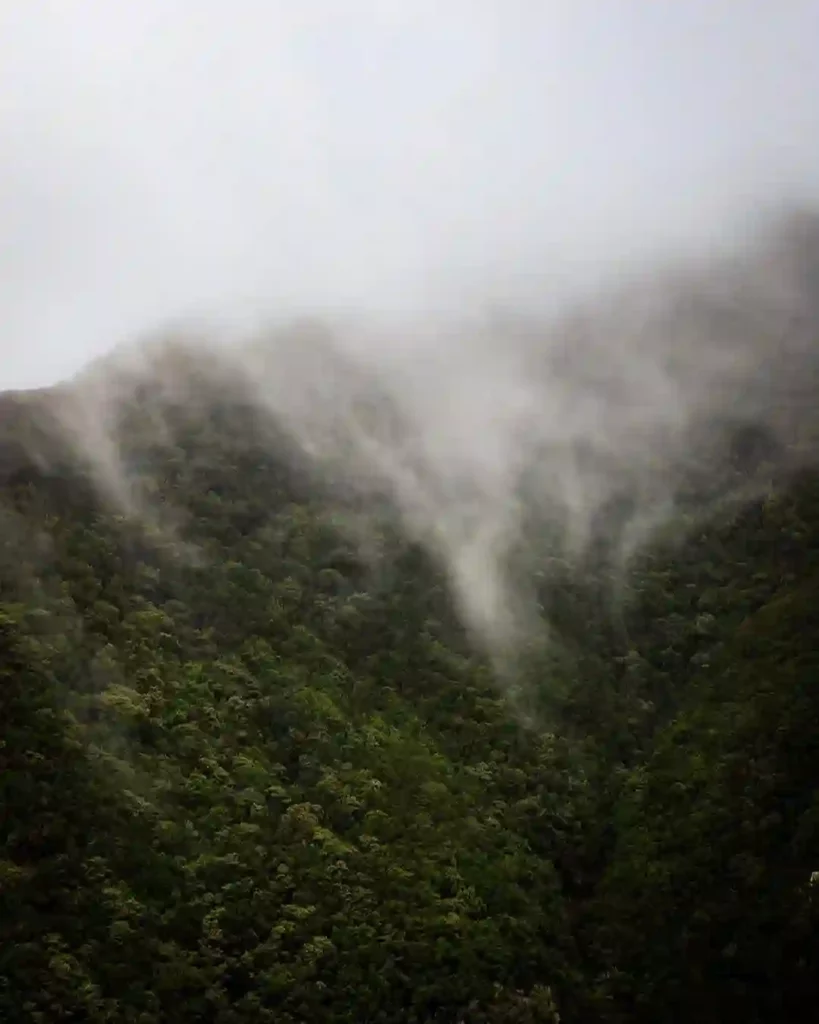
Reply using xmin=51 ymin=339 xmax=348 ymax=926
xmin=1 ymin=390 xmax=818 ymax=1021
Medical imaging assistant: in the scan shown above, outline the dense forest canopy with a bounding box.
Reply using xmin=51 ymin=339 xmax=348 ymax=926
xmin=2 ymin=213 xmax=819 ymax=1022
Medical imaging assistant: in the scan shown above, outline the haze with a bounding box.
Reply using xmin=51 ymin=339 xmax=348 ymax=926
xmin=2 ymin=1 xmax=819 ymax=390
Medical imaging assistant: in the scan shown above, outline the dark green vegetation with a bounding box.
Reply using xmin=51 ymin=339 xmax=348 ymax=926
xmin=1 ymin=376 xmax=819 ymax=1023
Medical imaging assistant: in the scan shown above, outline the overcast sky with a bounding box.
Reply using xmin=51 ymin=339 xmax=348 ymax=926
xmin=1 ymin=1 xmax=818 ymax=389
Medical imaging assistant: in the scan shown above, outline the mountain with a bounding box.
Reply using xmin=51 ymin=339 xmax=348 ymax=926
xmin=3 ymin=215 xmax=819 ymax=1022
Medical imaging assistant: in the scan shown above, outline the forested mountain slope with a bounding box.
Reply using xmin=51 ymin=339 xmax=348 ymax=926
xmin=1 ymin=335 xmax=819 ymax=1023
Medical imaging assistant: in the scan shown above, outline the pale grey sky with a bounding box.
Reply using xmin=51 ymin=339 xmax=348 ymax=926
xmin=2 ymin=1 xmax=818 ymax=389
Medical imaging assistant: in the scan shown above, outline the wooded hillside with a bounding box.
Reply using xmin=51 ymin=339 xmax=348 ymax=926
xmin=1 ymin=363 xmax=818 ymax=1023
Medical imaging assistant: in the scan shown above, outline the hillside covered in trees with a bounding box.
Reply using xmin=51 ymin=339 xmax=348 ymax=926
xmin=3 ymin=216 xmax=819 ymax=1023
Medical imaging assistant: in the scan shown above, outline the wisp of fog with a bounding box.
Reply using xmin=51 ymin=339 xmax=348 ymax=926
xmin=50 ymin=209 xmax=819 ymax=667
xmin=3 ymin=2 xmax=819 ymax=663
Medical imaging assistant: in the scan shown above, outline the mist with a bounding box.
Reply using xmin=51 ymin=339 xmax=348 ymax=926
xmin=42 ymin=210 xmax=819 ymax=666
xmin=3 ymin=2 xmax=819 ymax=659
